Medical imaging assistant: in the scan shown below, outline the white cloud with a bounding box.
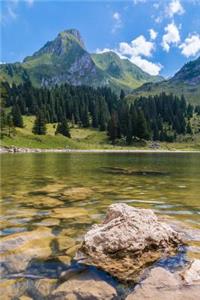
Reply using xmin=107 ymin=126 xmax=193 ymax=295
xmin=119 ymin=35 xmax=154 ymax=58
xmin=152 ymin=0 xmax=185 ymax=25
xmin=96 ymin=48 xmax=113 ymax=54
xmin=96 ymin=48 xmax=162 ymax=76
xmin=112 ymin=11 xmax=122 ymax=33
xmin=166 ymin=0 xmax=185 ymax=18
xmin=179 ymin=34 xmax=200 ymax=57
xmin=162 ymin=22 xmax=181 ymax=52
xmin=119 ymin=35 xmax=162 ymax=75
xmin=149 ymin=29 xmax=158 ymax=40
xmin=130 ymin=56 xmax=162 ymax=75
xmin=96 ymin=35 xmax=162 ymax=76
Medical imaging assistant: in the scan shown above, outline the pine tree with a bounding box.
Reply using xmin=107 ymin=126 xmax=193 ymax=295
xmin=120 ymin=89 xmax=125 ymax=101
xmin=55 ymin=119 xmax=71 ymax=137
xmin=136 ymin=110 xmax=150 ymax=140
xmin=107 ymin=111 xmax=120 ymax=144
xmin=126 ymin=118 xmax=133 ymax=145
xmin=11 ymin=104 xmax=23 ymax=128
xmin=187 ymin=104 xmax=194 ymax=118
xmin=32 ymin=111 xmax=47 ymax=135
xmin=186 ymin=121 xmax=192 ymax=134
xmin=0 ymin=108 xmax=7 ymax=137
xmin=7 ymin=113 xmax=15 ymax=137
xmin=152 ymin=121 xmax=159 ymax=141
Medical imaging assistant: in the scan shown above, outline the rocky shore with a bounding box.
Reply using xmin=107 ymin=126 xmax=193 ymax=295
xmin=0 ymin=146 xmax=69 ymax=153
xmin=1 ymin=203 xmax=200 ymax=299
xmin=1 ymin=146 xmax=200 ymax=153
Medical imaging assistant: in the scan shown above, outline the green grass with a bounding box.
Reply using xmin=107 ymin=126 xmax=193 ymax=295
xmin=0 ymin=116 xmax=112 ymax=149
xmin=1 ymin=116 xmax=200 ymax=151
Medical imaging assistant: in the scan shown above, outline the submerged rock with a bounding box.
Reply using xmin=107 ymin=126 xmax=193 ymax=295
xmin=61 ymin=187 xmax=93 ymax=200
xmin=26 ymin=196 xmax=63 ymax=208
xmin=52 ymin=207 xmax=88 ymax=219
xmin=0 ymin=278 xmax=29 ymax=300
xmin=52 ymin=269 xmax=117 ymax=300
xmin=101 ymin=167 xmax=169 ymax=177
xmin=35 ymin=217 xmax=60 ymax=227
xmin=79 ymin=203 xmax=182 ymax=282
xmin=126 ymin=261 xmax=200 ymax=299
xmin=34 ymin=278 xmax=57 ymax=297
xmin=180 ymin=259 xmax=200 ymax=284
xmin=0 ymin=227 xmax=54 ymax=274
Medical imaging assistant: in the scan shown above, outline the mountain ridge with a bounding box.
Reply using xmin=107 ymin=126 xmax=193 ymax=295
xmin=129 ymin=55 xmax=200 ymax=105
xmin=0 ymin=28 xmax=163 ymax=93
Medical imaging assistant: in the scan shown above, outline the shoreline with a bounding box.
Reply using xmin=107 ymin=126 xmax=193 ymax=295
xmin=1 ymin=146 xmax=200 ymax=154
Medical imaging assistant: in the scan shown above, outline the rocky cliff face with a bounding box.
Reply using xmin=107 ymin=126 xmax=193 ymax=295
xmin=23 ymin=29 xmax=100 ymax=87
xmin=41 ymin=51 xmax=97 ymax=87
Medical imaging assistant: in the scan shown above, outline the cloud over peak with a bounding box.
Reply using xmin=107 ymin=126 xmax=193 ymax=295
xmin=97 ymin=34 xmax=162 ymax=76
xmin=119 ymin=35 xmax=154 ymax=58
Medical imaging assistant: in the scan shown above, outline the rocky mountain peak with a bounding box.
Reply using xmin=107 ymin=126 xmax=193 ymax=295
xmin=24 ymin=28 xmax=85 ymax=61
xmin=59 ymin=29 xmax=85 ymax=48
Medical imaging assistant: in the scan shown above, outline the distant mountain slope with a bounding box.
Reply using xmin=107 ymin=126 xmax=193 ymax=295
xmin=0 ymin=29 xmax=163 ymax=93
xmin=130 ymin=56 xmax=200 ymax=105
xmin=92 ymin=52 xmax=163 ymax=90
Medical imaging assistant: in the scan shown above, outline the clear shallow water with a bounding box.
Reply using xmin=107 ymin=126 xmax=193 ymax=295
xmin=1 ymin=153 xmax=200 ymax=289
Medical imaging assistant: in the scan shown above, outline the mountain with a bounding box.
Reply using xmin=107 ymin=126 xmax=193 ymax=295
xmin=92 ymin=52 xmax=162 ymax=90
xmin=130 ymin=56 xmax=200 ymax=105
xmin=0 ymin=29 xmax=163 ymax=93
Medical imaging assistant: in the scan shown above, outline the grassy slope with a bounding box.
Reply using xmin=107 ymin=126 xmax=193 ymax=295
xmin=1 ymin=116 xmax=200 ymax=151
xmin=92 ymin=52 xmax=163 ymax=91
xmin=129 ymin=81 xmax=200 ymax=106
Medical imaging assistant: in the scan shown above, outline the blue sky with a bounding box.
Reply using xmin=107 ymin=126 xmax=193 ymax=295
xmin=1 ymin=0 xmax=200 ymax=77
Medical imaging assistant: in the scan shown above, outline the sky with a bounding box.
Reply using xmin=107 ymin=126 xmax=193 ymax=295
xmin=1 ymin=0 xmax=200 ymax=78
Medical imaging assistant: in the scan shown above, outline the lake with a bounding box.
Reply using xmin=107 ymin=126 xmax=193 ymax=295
xmin=1 ymin=152 xmax=200 ymax=296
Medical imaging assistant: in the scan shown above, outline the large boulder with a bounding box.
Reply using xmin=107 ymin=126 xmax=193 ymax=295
xmin=78 ymin=203 xmax=182 ymax=282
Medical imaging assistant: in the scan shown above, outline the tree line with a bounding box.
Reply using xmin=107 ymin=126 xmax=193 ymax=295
xmin=0 ymin=81 xmax=197 ymax=143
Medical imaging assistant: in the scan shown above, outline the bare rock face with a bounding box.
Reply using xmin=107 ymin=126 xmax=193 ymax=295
xmin=79 ymin=203 xmax=182 ymax=282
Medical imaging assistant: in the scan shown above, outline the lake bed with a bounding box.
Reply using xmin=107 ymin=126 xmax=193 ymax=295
xmin=1 ymin=153 xmax=200 ymax=298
